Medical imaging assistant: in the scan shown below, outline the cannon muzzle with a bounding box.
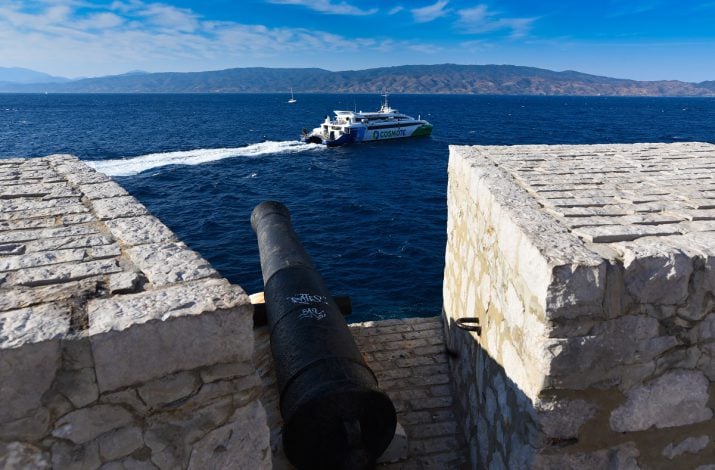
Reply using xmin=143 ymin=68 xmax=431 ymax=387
xmin=251 ymin=201 xmax=396 ymax=470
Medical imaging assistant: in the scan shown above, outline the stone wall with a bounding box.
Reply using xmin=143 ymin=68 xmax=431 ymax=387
xmin=443 ymin=143 xmax=715 ymax=468
xmin=0 ymin=156 xmax=270 ymax=469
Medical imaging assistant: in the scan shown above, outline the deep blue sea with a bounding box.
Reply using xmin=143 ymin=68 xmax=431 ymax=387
xmin=2 ymin=93 xmax=715 ymax=321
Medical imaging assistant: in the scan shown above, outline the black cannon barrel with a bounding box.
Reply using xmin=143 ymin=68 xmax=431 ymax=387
xmin=251 ymin=201 xmax=396 ymax=470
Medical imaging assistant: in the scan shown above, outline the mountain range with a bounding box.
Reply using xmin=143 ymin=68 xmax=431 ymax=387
xmin=1 ymin=64 xmax=714 ymax=96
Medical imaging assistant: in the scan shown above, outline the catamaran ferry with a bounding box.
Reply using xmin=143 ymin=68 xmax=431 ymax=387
xmin=302 ymin=93 xmax=432 ymax=147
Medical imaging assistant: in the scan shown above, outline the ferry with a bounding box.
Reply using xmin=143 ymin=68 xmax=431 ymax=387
xmin=302 ymin=93 xmax=432 ymax=147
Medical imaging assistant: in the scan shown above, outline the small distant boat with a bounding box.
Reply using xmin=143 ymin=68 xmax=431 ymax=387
xmin=288 ymin=88 xmax=297 ymax=104
xmin=302 ymin=92 xmax=432 ymax=147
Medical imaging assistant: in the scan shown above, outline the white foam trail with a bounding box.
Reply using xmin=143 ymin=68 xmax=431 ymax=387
xmin=88 ymin=141 xmax=324 ymax=177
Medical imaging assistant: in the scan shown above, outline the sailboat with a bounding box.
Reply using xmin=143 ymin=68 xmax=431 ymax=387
xmin=288 ymin=88 xmax=297 ymax=104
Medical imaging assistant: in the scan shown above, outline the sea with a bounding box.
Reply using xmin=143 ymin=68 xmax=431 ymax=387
xmin=2 ymin=93 xmax=715 ymax=322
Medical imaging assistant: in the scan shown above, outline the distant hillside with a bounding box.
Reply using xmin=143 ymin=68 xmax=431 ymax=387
xmin=1 ymin=64 xmax=713 ymax=96
xmin=0 ymin=67 xmax=70 ymax=84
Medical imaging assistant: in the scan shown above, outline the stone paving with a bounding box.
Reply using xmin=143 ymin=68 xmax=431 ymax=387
xmin=254 ymin=316 xmax=469 ymax=469
xmin=487 ymin=141 xmax=715 ymax=246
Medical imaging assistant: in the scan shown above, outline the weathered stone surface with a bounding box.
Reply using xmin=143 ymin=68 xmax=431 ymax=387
xmin=0 ymin=407 xmax=51 ymax=442
xmin=0 ymin=196 xmax=83 ymax=215
xmin=573 ymin=224 xmax=682 ymax=243
xmin=58 ymin=167 xmax=111 ymax=185
xmin=100 ymin=458 xmax=158 ymax=469
xmin=0 ymin=182 xmax=77 ymax=199
xmin=78 ymin=181 xmax=129 ymax=200
xmin=89 ymin=195 xmax=148 ymax=220
xmin=200 ymin=362 xmax=256 ymax=383
xmin=610 ymin=370 xmax=712 ymax=432
xmin=0 ymin=245 xmax=119 ymax=272
xmin=101 ymin=389 xmax=149 ymax=415
xmin=662 ymin=435 xmax=710 ymax=459
xmin=145 ymin=396 xmax=236 ymax=469
xmin=615 ymin=240 xmax=693 ymax=305
xmin=97 ymin=426 xmax=145 ymax=461
xmin=62 ymin=338 xmax=94 ymax=370
xmin=51 ymin=440 xmax=101 ymax=470
xmin=187 ymin=400 xmax=271 ymax=470
xmin=0 ymin=302 xmax=71 ymax=348
xmin=10 ymin=258 xmax=123 ymax=287
xmin=0 ymin=225 xmax=98 ymax=244
xmin=0 ymin=304 xmax=67 ymax=424
xmin=104 ymin=215 xmax=177 ymax=247
xmin=55 ymin=367 xmax=99 ymax=408
xmin=550 ymin=314 xmax=679 ymax=389
xmin=138 ymin=371 xmax=200 ymax=409
xmin=20 ymin=233 xmax=115 ymax=254
xmin=107 ymin=271 xmax=141 ymax=294
xmin=0 ymin=441 xmax=50 ymax=469
xmin=88 ymin=278 xmax=252 ymax=392
xmin=0 ymin=278 xmax=103 ymax=311
xmin=534 ymin=442 xmax=641 ymax=469
xmin=536 ymin=398 xmax=599 ymax=439
xmin=126 ymin=242 xmax=217 ymax=286
xmin=52 ymin=404 xmax=135 ymax=444
xmin=0 ymin=203 xmax=88 ymax=221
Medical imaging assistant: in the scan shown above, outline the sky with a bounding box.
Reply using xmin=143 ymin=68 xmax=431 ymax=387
xmin=1 ymin=0 xmax=715 ymax=82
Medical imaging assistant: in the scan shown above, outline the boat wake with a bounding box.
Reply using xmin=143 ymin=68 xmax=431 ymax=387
xmin=88 ymin=140 xmax=324 ymax=177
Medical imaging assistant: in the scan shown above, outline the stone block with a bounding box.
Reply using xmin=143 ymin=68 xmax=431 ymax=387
xmin=187 ymin=400 xmax=271 ymax=470
xmin=55 ymin=367 xmax=99 ymax=408
xmin=89 ymin=195 xmax=148 ymax=220
xmin=138 ymin=371 xmax=200 ymax=408
xmin=52 ymin=404 xmax=135 ymax=444
xmin=536 ymin=398 xmax=599 ymax=439
xmin=88 ymin=278 xmax=252 ymax=392
xmin=126 ymin=242 xmax=217 ymax=286
xmin=0 ymin=303 xmax=69 ymax=423
xmin=50 ymin=440 xmax=101 ymax=470
xmin=104 ymin=215 xmax=177 ymax=247
xmin=0 ymin=442 xmax=50 ymax=469
xmin=78 ymin=181 xmax=129 ymax=200
xmin=10 ymin=258 xmax=123 ymax=287
xmin=610 ymin=370 xmax=712 ymax=432
xmin=97 ymin=426 xmax=144 ymax=461
xmin=662 ymin=435 xmax=710 ymax=459
xmin=550 ymin=314 xmax=678 ymax=390
xmin=615 ymin=240 xmax=693 ymax=305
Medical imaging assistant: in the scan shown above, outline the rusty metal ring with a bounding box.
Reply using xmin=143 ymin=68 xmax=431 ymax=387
xmin=455 ymin=317 xmax=481 ymax=335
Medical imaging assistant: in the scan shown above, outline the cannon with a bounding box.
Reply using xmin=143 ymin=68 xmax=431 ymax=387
xmin=251 ymin=201 xmax=396 ymax=470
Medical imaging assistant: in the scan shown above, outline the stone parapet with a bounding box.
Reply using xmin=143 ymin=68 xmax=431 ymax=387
xmin=0 ymin=156 xmax=270 ymax=469
xmin=443 ymin=143 xmax=715 ymax=468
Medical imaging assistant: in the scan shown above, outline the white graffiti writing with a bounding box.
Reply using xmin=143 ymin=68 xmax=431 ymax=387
xmin=286 ymin=293 xmax=329 ymax=305
xmin=298 ymin=308 xmax=326 ymax=320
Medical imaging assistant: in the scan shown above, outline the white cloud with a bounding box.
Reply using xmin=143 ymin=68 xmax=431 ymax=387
xmin=456 ymin=4 xmax=535 ymax=38
xmin=266 ymin=0 xmax=377 ymax=16
xmin=388 ymin=6 xmax=404 ymax=15
xmin=0 ymin=0 xmax=437 ymax=77
xmin=412 ymin=1 xmax=449 ymax=23
xmin=75 ymin=12 xmax=125 ymax=30
xmin=136 ymin=4 xmax=200 ymax=32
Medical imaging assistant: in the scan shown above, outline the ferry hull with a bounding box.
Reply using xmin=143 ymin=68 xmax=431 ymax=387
xmin=304 ymin=123 xmax=432 ymax=147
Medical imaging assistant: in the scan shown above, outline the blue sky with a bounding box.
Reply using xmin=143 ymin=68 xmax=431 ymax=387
xmin=1 ymin=0 xmax=714 ymax=81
